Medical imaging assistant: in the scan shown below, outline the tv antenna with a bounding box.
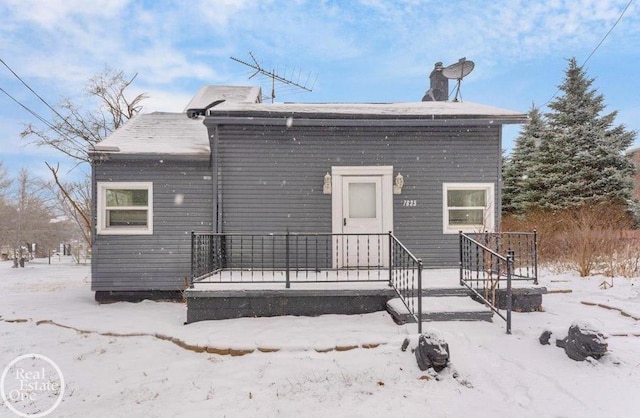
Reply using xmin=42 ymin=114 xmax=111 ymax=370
xmin=230 ymin=52 xmax=317 ymax=103
xmin=441 ymin=57 xmax=475 ymax=101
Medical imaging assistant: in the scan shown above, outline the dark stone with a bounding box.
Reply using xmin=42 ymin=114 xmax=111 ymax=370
xmin=401 ymin=338 xmax=410 ymax=352
xmin=556 ymin=324 xmax=608 ymax=361
xmin=95 ymin=290 xmax=183 ymax=303
xmin=494 ymin=288 xmax=544 ymax=312
xmin=185 ymin=289 xmax=396 ymax=323
xmin=539 ymin=330 xmax=552 ymax=345
xmin=415 ymin=333 xmax=450 ymax=372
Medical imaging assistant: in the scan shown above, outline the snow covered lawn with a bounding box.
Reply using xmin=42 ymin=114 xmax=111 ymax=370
xmin=1 ymin=257 xmax=639 ymax=417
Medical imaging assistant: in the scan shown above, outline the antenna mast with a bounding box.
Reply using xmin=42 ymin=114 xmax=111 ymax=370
xmin=230 ymin=52 xmax=316 ymax=103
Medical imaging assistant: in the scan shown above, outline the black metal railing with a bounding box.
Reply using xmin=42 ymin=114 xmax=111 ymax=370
xmin=191 ymin=231 xmax=424 ymax=331
xmin=459 ymin=232 xmax=515 ymax=334
xmin=191 ymin=232 xmax=391 ymax=287
xmin=389 ymin=233 xmax=423 ymax=333
xmin=466 ymin=231 xmax=537 ymax=284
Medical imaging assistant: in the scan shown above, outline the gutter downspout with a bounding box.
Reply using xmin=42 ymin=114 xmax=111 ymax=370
xmin=211 ymin=125 xmax=221 ymax=233
xmin=496 ymin=125 xmax=503 ymax=231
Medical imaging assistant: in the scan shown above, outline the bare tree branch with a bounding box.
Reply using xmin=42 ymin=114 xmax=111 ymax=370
xmin=46 ymin=163 xmax=91 ymax=246
xmin=22 ymin=67 xmax=148 ymax=164
xmin=19 ymin=67 xmax=147 ymax=248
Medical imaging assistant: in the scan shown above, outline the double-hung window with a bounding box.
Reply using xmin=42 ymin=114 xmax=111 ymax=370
xmin=97 ymin=182 xmax=153 ymax=235
xmin=443 ymin=183 xmax=494 ymax=233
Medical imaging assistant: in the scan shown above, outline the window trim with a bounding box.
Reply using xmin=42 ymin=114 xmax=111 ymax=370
xmin=96 ymin=182 xmax=153 ymax=235
xmin=442 ymin=182 xmax=495 ymax=234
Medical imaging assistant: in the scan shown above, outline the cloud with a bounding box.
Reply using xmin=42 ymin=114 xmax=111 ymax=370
xmin=132 ymin=88 xmax=198 ymax=114
xmin=1 ymin=0 xmax=130 ymax=28
xmin=194 ymin=0 xmax=253 ymax=28
xmin=309 ymin=0 xmax=638 ymax=91
xmin=4 ymin=0 xmax=634 ymax=96
xmin=124 ymin=45 xmax=220 ymax=85
xmin=3 ymin=2 xmax=634 ymax=99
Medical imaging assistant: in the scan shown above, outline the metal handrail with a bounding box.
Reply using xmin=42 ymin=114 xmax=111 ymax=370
xmin=466 ymin=231 xmax=538 ymax=284
xmin=459 ymin=232 xmax=514 ymax=334
xmin=191 ymin=231 xmax=393 ymax=285
xmin=389 ymin=232 xmax=423 ymax=333
xmin=191 ymin=230 xmax=424 ymax=332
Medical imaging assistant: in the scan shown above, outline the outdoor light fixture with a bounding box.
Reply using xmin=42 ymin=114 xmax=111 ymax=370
xmin=323 ymin=172 xmax=332 ymax=194
xmin=394 ymin=173 xmax=404 ymax=194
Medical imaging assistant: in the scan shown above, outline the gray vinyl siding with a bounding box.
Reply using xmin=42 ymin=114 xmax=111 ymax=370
xmin=215 ymin=124 xmax=501 ymax=268
xmin=92 ymin=159 xmax=213 ymax=291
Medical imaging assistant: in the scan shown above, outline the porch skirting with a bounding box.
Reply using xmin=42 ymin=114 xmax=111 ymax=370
xmin=185 ymin=288 xmax=397 ymax=323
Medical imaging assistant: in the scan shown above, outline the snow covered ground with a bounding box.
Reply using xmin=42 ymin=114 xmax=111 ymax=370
xmin=1 ymin=256 xmax=639 ymax=417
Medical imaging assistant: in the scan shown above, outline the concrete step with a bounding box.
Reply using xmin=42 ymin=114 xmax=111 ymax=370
xmin=386 ymin=296 xmax=494 ymax=324
xmin=421 ymin=287 xmax=473 ymax=297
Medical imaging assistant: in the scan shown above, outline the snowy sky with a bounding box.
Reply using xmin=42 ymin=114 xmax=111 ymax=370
xmin=1 ymin=0 xmax=639 ymax=182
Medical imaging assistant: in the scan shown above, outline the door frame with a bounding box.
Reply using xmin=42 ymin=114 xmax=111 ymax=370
xmin=331 ymin=166 xmax=394 ymax=266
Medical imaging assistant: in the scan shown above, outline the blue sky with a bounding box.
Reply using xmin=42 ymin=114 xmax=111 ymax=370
xmin=1 ymin=0 xmax=639 ymax=182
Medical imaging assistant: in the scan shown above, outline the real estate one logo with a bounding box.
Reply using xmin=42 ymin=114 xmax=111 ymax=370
xmin=1 ymin=354 xmax=65 ymax=417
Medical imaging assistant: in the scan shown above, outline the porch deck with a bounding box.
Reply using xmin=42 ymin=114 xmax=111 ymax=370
xmin=185 ymin=269 xmax=546 ymax=324
xmin=191 ymin=268 xmax=457 ymax=289
xmin=187 ymin=232 xmax=542 ymax=331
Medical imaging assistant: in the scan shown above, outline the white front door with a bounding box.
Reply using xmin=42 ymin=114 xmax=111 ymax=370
xmin=332 ymin=166 xmax=393 ymax=268
xmin=341 ymin=176 xmax=384 ymax=267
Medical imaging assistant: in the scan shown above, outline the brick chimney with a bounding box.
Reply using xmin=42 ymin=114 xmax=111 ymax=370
xmin=422 ymin=62 xmax=448 ymax=101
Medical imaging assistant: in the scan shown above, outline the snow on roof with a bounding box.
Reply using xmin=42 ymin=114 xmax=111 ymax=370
xmin=210 ymin=100 xmax=527 ymax=122
xmin=91 ymin=94 xmax=526 ymax=158
xmin=184 ymin=85 xmax=262 ymax=112
xmin=92 ymin=112 xmax=209 ymax=156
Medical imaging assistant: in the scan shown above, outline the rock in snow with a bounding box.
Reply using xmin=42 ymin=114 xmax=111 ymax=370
xmin=555 ymin=323 xmax=608 ymax=361
xmin=539 ymin=330 xmax=553 ymax=345
xmin=415 ymin=332 xmax=450 ymax=372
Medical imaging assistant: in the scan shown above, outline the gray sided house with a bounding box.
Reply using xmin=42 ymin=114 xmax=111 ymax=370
xmin=90 ymin=85 xmax=527 ymax=301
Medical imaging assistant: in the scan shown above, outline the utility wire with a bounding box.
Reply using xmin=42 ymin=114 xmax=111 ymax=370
xmin=543 ymin=0 xmax=634 ymax=106
xmin=0 ymin=58 xmax=71 ymax=125
xmin=0 ymin=86 xmax=58 ymax=132
xmin=0 ymin=58 xmax=93 ymax=155
xmin=582 ymin=0 xmax=634 ymax=67
xmin=0 ymin=85 xmax=85 ymax=156
xmin=0 ymin=57 xmax=95 ymax=152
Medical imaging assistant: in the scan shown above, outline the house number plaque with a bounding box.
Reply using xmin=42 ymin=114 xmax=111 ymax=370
xmin=402 ymin=200 xmax=417 ymax=207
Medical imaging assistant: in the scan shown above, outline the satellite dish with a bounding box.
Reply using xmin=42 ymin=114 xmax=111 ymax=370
xmin=442 ymin=58 xmax=475 ymax=80
xmin=441 ymin=57 xmax=475 ymax=102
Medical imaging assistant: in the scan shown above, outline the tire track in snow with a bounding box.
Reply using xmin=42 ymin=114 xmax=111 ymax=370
xmin=0 ymin=317 xmax=385 ymax=355
xmin=581 ymin=301 xmax=640 ymax=321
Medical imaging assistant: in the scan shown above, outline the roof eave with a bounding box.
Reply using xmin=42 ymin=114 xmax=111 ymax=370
xmin=204 ymin=115 xmax=528 ymax=127
xmin=90 ymin=151 xmax=211 ymax=162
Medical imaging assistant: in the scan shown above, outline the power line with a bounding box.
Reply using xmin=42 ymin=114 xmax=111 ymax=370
xmin=0 ymin=58 xmax=70 ymax=125
xmin=0 ymin=86 xmax=58 ymax=132
xmin=582 ymin=0 xmax=634 ymax=67
xmin=0 ymin=86 xmax=86 ymax=157
xmin=543 ymin=0 xmax=634 ymax=106
xmin=0 ymin=58 xmax=96 ymax=155
xmin=0 ymin=58 xmax=100 ymax=149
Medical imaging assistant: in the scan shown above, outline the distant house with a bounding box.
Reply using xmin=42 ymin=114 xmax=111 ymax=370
xmin=90 ymin=80 xmax=528 ymax=302
xmin=626 ymin=147 xmax=640 ymax=202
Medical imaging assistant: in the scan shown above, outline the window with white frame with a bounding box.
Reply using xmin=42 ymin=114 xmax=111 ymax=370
xmin=97 ymin=182 xmax=153 ymax=235
xmin=442 ymin=183 xmax=494 ymax=234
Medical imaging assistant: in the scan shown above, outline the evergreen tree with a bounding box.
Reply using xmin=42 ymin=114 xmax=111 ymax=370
xmin=502 ymin=106 xmax=545 ymax=214
xmin=531 ymin=58 xmax=636 ymax=210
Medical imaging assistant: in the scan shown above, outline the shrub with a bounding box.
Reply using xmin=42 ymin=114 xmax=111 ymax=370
xmin=502 ymin=203 xmax=639 ymax=277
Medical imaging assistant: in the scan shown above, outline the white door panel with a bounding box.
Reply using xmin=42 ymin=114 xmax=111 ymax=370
xmin=331 ymin=166 xmax=393 ymax=269
xmin=339 ymin=176 xmax=383 ymax=267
